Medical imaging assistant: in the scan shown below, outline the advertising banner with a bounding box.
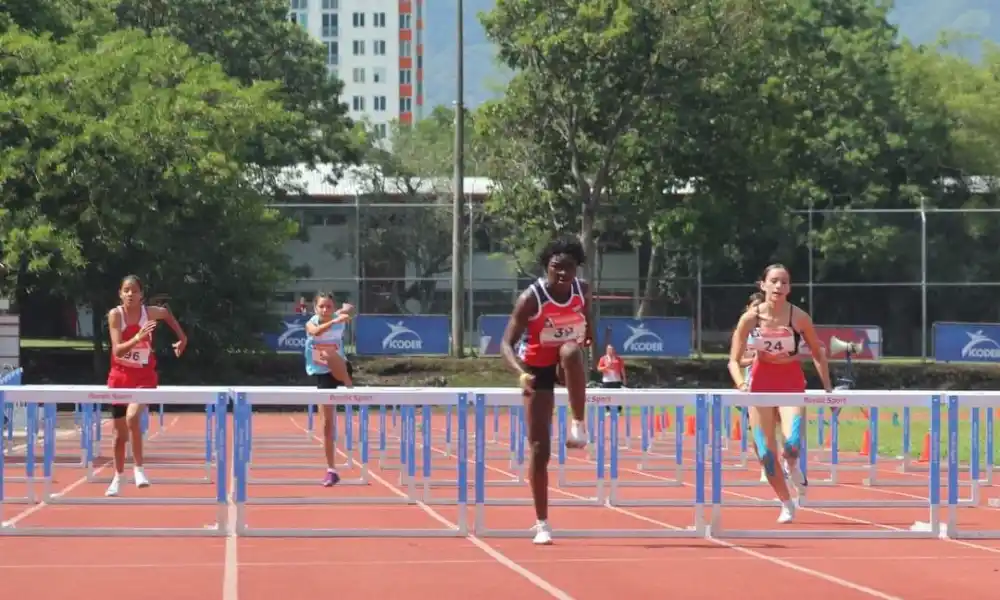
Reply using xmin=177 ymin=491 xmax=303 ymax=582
xmin=933 ymin=322 xmax=1000 ymax=363
xmin=354 ymin=314 xmax=450 ymax=356
xmin=599 ymin=317 xmax=692 ymax=358
xmin=477 ymin=315 xmax=508 ymax=356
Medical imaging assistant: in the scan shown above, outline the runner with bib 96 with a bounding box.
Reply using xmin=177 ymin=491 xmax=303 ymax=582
xmin=728 ymin=264 xmax=833 ymax=523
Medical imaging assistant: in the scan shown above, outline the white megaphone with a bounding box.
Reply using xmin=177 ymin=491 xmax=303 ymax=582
xmin=828 ymin=336 xmax=863 ymax=356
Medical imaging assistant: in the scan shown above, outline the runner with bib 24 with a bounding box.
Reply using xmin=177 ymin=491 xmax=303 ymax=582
xmin=728 ymin=264 xmax=833 ymax=524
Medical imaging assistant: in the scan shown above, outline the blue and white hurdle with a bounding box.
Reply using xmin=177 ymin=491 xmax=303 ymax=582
xmin=0 ymin=383 xmax=992 ymax=539
xmin=0 ymin=385 xmax=228 ymax=537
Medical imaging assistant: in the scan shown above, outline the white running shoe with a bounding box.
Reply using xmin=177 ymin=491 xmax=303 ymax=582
xmin=532 ymin=521 xmax=553 ymax=545
xmin=777 ymin=501 xmax=796 ymax=524
xmin=760 ymin=467 xmax=769 ymax=482
xmin=105 ymin=474 xmax=122 ymax=497
xmin=786 ymin=461 xmax=808 ymax=499
xmin=134 ymin=467 xmax=151 ymax=489
xmin=566 ymin=420 xmax=587 ymax=449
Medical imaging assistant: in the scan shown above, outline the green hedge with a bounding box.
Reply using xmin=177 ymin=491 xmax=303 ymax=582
xmin=19 ymin=348 xmax=1000 ymax=390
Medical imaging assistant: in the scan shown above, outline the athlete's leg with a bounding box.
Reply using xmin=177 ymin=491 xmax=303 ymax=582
xmin=316 ymin=375 xmax=341 ymax=486
xmin=125 ymin=403 xmax=151 ymax=487
xmin=750 ymin=406 xmax=796 ymax=522
xmin=106 ymin=404 xmax=129 ymax=496
xmin=324 ymin=353 xmax=353 ymax=387
xmin=778 ymin=405 xmax=807 ymax=495
xmin=525 ymin=367 xmax=556 ymax=544
xmin=558 ymin=342 xmax=587 ymax=448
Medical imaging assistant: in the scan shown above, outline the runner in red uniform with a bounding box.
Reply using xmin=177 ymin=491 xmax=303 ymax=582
xmin=728 ymin=264 xmax=832 ymax=523
xmin=502 ymin=237 xmax=592 ymax=545
xmin=105 ymin=275 xmax=188 ymax=497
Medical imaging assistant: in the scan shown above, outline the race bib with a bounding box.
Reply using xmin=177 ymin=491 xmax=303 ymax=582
xmin=539 ymin=314 xmax=586 ymax=346
xmin=750 ymin=329 xmax=796 ymax=356
xmin=120 ymin=346 xmax=150 ymax=367
xmin=312 ymin=343 xmax=340 ymax=363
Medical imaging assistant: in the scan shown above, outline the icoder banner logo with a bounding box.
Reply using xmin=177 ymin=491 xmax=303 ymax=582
xmin=934 ymin=322 xmax=1000 ymax=363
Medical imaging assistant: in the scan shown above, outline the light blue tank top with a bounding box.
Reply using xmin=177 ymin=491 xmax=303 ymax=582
xmin=304 ymin=315 xmax=346 ymax=376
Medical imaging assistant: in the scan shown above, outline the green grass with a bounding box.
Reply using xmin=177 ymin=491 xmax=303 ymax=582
xmin=21 ymin=338 xmax=92 ymax=349
xmin=797 ymin=407 xmax=995 ymax=464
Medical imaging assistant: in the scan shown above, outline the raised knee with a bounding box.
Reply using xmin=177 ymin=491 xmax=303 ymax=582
xmin=530 ymin=440 xmax=551 ymax=465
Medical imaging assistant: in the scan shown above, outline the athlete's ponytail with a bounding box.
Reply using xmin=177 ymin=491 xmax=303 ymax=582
xmin=747 ymin=292 xmax=764 ymax=308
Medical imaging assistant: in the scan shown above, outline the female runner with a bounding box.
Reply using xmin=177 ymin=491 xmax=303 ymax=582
xmin=502 ymin=237 xmax=591 ymax=545
xmin=304 ymin=293 xmax=355 ymax=487
xmin=106 ymin=275 xmax=188 ymax=497
xmin=728 ymin=264 xmax=832 ymax=523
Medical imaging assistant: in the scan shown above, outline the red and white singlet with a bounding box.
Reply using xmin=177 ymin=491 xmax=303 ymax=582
xmin=520 ymin=278 xmax=587 ymax=368
xmin=747 ymin=312 xmax=805 ymax=393
xmin=107 ymin=305 xmax=158 ymax=389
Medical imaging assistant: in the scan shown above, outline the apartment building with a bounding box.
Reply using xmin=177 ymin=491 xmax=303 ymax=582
xmin=288 ymin=0 xmax=425 ymax=135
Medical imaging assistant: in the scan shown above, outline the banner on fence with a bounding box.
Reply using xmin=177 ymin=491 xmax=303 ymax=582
xmin=933 ymin=322 xmax=1000 ymax=363
xmin=477 ymin=315 xmax=508 ymax=356
xmin=600 ymin=317 xmax=692 ymax=358
xmin=355 ymin=314 xmax=450 ymax=356
xmin=803 ymin=325 xmax=882 ymax=361
xmin=262 ymin=315 xmax=311 ymax=352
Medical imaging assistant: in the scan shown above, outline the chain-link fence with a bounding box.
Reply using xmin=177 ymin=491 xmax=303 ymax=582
xmin=277 ymin=200 xmax=1000 ymax=359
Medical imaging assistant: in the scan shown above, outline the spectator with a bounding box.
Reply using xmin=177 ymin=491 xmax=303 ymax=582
xmin=597 ymin=344 xmax=626 ymax=414
xmin=295 ymin=296 xmax=309 ymax=315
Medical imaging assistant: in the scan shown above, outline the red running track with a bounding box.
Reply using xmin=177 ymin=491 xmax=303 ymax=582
xmin=2 ymin=411 xmax=1000 ymax=599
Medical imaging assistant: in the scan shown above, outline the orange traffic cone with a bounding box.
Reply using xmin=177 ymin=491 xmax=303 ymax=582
xmin=918 ymin=431 xmax=931 ymax=463
xmin=731 ymin=419 xmax=742 ymax=442
xmin=685 ymin=415 xmax=696 ymax=437
xmin=663 ymin=412 xmax=671 ymax=429
xmin=860 ymin=429 xmax=871 ymax=456
xmin=654 ymin=416 xmax=662 ymax=433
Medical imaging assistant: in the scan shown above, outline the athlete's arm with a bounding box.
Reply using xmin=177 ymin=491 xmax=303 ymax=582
xmin=148 ymin=305 xmax=186 ymax=340
xmin=149 ymin=305 xmax=188 ymax=356
xmin=795 ymin=308 xmax=833 ymax=392
xmin=501 ymin=290 xmax=537 ymax=376
xmin=580 ymin=280 xmax=595 ymax=346
xmin=108 ymin=309 xmax=147 ymax=358
xmin=728 ymin=311 xmax=756 ymax=389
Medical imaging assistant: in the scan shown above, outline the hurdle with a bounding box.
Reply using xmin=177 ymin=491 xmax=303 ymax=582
xmin=232 ymin=387 xmax=469 ymax=537
xmin=707 ymin=390 xmax=948 ymax=539
xmin=0 ymin=368 xmax=40 ymax=504
xmin=896 ymin=404 xmax=995 ymax=487
xmin=0 ymin=385 xmax=228 ymax=537
xmin=472 ymin=389 xmax=707 ymax=538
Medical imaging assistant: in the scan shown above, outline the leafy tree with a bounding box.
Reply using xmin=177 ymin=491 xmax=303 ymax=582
xmin=115 ymin=0 xmax=358 ymax=168
xmin=0 ymin=28 xmax=300 ymax=366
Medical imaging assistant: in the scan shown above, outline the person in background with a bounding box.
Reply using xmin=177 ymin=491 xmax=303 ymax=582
xmin=295 ymin=296 xmax=309 ymax=316
xmin=597 ymin=344 xmax=626 ymax=414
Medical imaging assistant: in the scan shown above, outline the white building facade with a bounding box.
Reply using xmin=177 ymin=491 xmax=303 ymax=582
xmin=289 ymin=0 xmax=425 ymax=136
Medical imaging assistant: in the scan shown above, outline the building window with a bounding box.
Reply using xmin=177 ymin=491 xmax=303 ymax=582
xmin=352 ymin=12 xmax=365 ymax=27
xmin=321 ymin=0 xmax=337 ymax=8
xmin=374 ymin=123 xmax=387 ymax=138
xmin=321 ymin=13 xmax=338 ymax=37
xmin=290 ymin=0 xmax=307 ymax=8
xmin=372 ymin=67 xmax=386 ymax=83
xmin=399 ymin=97 xmax=412 ymax=113
xmin=352 ymin=40 xmax=365 ymax=55
xmin=373 ymin=12 xmax=386 ymax=28
xmin=373 ymin=96 xmax=386 ymax=111
xmin=352 ymin=67 xmax=365 ymax=83
xmin=399 ymin=69 xmax=411 ymax=84
xmin=417 ymin=54 xmax=422 ymax=69
xmin=399 ymin=14 xmax=411 ymax=29
xmin=373 ymin=40 xmax=386 ymax=56
xmin=289 ymin=0 xmax=308 ymax=27
xmin=325 ymin=42 xmax=338 ymax=65
xmin=352 ymin=96 xmax=365 ymax=111
xmin=400 ymin=41 xmax=411 ymax=58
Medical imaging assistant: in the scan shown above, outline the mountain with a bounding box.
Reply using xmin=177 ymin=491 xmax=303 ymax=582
xmin=423 ymin=1 xmax=999 ymax=111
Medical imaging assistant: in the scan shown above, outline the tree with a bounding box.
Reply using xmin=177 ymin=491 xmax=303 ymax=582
xmin=115 ymin=0 xmax=358 ymax=169
xmin=0 ymin=27 xmax=300 ymax=366
xmin=325 ymin=111 xmax=489 ymax=313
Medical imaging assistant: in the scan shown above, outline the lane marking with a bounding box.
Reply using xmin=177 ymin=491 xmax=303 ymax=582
xmin=288 ymin=416 xmax=576 ymax=600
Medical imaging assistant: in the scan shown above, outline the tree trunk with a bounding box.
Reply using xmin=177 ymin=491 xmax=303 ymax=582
xmin=637 ymin=243 xmax=661 ymax=318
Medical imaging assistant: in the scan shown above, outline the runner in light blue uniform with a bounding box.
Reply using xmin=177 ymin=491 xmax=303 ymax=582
xmin=304 ymin=293 xmax=354 ymax=486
